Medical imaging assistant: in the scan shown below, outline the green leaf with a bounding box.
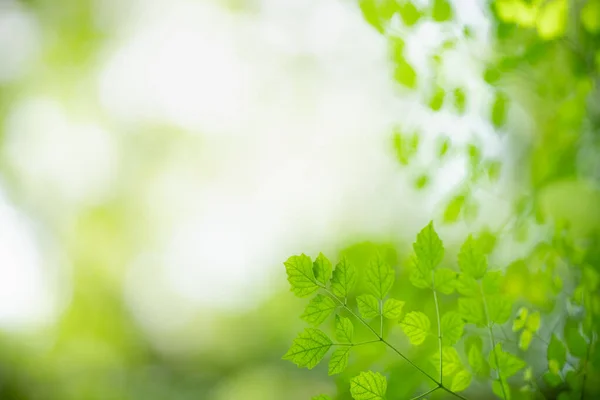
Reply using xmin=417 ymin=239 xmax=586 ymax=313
xmin=458 ymin=235 xmax=487 ymax=279
xmin=335 ymin=315 xmax=354 ymax=343
xmin=581 ymin=0 xmax=600 ymax=34
xmin=429 ymin=86 xmax=445 ymax=111
xmin=394 ymin=59 xmax=418 ymax=89
xmin=357 ymin=294 xmax=381 ymax=319
xmin=329 ymin=347 xmax=351 ymax=375
xmin=456 ymin=274 xmax=480 ymax=297
xmin=451 ymin=370 xmax=472 ymax=392
xmin=564 ymin=318 xmax=587 ymax=358
xmin=284 ymin=254 xmax=319 ymax=297
xmin=438 ymin=137 xmax=451 ymax=159
xmin=487 ymin=160 xmax=502 ymax=182
xmin=400 ymin=311 xmax=431 ymax=345
xmin=547 ymin=334 xmax=567 ymax=369
xmin=366 ymin=257 xmax=395 ymax=299
xmin=441 ymin=311 xmax=465 ymax=345
xmin=458 ymin=297 xmax=486 ymax=327
xmin=330 ymin=258 xmax=357 ymax=299
xmin=283 ymin=328 xmax=332 ymax=369
xmin=413 ymin=221 xmax=444 ymax=273
xmin=467 ymin=337 xmax=489 ymax=377
xmin=482 ymin=271 xmax=503 ymax=294
xmin=383 ymin=298 xmax=405 ymax=319
xmin=301 ymin=294 xmax=337 ymax=325
xmin=443 ymin=195 xmax=465 ymax=224
xmin=433 ymin=346 xmax=463 ymax=377
xmin=487 ymin=295 xmax=511 ymax=324
xmin=350 ymin=371 xmax=387 ymax=400
xmin=512 ymin=307 xmax=528 ymax=332
xmin=432 ymin=0 xmax=453 ymax=22
xmin=453 ymin=88 xmax=466 ymax=114
xmin=543 ymin=371 xmax=562 ymax=387
xmin=410 ymin=262 xmax=432 ymax=289
xmin=313 ymin=253 xmax=333 ymax=286
xmin=489 ymin=343 xmax=526 ymax=379
xmin=398 ymin=2 xmax=422 ymax=26
xmin=312 ymin=396 xmax=332 ymax=400
xmin=525 ymin=311 xmax=541 ymax=332
xmin=492 ymin=378 xmax=511 ymax=400
xmin=519 ymin=330 xmax=533 ymax=351
xmin=491 ymin=91 xmax=508 ymax=128
xmin=434 ymin=268 xmax=458 ymax=294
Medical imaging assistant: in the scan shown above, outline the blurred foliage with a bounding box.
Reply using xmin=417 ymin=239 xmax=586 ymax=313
xmin=0 ymin=0 xmax=598 ymax=399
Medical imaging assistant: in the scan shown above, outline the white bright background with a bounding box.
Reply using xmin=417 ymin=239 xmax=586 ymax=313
xmin=0 ymin=0 xmax=525 ymax=345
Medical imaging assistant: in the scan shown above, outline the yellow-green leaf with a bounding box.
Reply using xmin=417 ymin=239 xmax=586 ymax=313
xmin=350 ymin=371 xmax=387 ymax=400
xmin=285 ymin=254 xmax=319 ymax=297
xmin=383 ymin=298 xmax=405 ymax=319
xmin=400 ymin=311 xmax=431 ymax=345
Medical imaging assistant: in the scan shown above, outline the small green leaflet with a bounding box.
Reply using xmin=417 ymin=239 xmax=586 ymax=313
xmin=313 ymin=253 xmax=333 ymax=286
xmin=432 ymin=0 xmax=453 ymax=22
xmin=284 ymin=254 xmax=319 ymax=297
xmin=409 ymin=263 xmax=432 ymax=289
xmin=519 ymin=330 xmax=533 ymax=350
xmin=525 ymin=311 xmax=540 ymax=331
xmin=350 ymin=371 xmax=387 ymax=400
xmin=413 ymin=221 xmax=444 ymax=272
xmin=467 ymin=343 xmax=489 ymax=377
xmin=335 ymin=315 xmax=354 ymax=343
xmin=329 ymin=347 xmax=351 ymax=375
xmin=458 ymin=235 xmax=487 ymax=279
xmin=434 ymin=268 xmax=458 ymax=294
xmin=383 ymin=298 xmax=405 ymax=319
xmin=564 ymin=318 xmax=587 ymax=358
xmin=450 ymin=370 xmax=472 ymax=392
xmin=441 ymin=311 xmax=465 ymax=345
xmin=400 ymin=311 xmax=431 ymax=345
xmin=486 ymin=295 xmax=511 ymax=324
xmin=283 ymin=328 xmax=332 ymax=369
xmin=489 ymin=343 xmax=526 ymax=378
xmin=301 ymin=294 xmax=336 ymax=325
xmin=547 ymin=334 xmax=567 ymax=369
xmin=357 ymin=294 xmax=380 ymax=319
xmin=312 ymin=396 xmax=332 ymax=400
xmin=443 ymin=195 xmax=465 ymax=224
xmin=433 ymin=347 xmax=463 ymax=377
xmin=458 ymin=297 xmax=486 ymax=327
xmin=456 ymin=274 xmax=480 ymax=297
xmin=492 ymin=378 xmax=511 ymax=400
xmin=512 ymin=307 xmax=528 ymax=332
xmin=482 ymin=271 xmax=503 ymax=294
xmin=366 ymin=257 xmax=395 ymax=299
xmin=330 ymin=258 xmax=357 ymax=299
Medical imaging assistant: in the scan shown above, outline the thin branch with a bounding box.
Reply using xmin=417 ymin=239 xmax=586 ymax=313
xmin=432 ymin=271 xmax=444 ymax=382
xmin=409 ymin=387 xmax=439 ymax=400
xmin=480 ymin=283 xmax=508 ymax=400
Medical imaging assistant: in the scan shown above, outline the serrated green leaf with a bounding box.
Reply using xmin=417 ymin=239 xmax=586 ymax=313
xmin=413 ymin=221 xmax=444 ymax=273
xmin=410 ymin=263 xmax=432 ymax=289
xmin=382 ymin=298 xmax=405 ymax=320
xmin=335 ymin=315 xmax=354 ymax=343
xmin=526 ymin=311 xmax=540 ymax=332
xmin=283 ymin=328 xmax=332 ymax=369
xmin=441 ymin=311 xmax=465 ymax=345
xmin=357 ymin=294 xmax=381 ymax=319
xmin=400 ymin=311 xmax=431 ymax=345
xmin=284 ymin=254 xmax=319 ymax=297
xmin=301 ymin=294 xmax=336 ymax=325
xmin=456 ymin=274 xmax=480 ymax=297
xmin=458 ymin=297 xmax=486 ymax=327
xmin=433 ymin=347 xmax=463 ymax=377
xmin=330 ymin=258 xmax=357 ymax=299
xmin=547 ymin=334 xmax=567 ymax=369
xmin=487 ymin=295 xmax=511 ymax=324
xmin=313 ymin=253 xmax=333 ymax=286
xmin=512 ymin=307 xmax=528 ymax=332
xmin=564 ymin=318 xmax=587 ymax=358
xmin=312 ymin=396 xmax=332 ymax=400
xmin=350 ymin=371 xmax=387 ymax=400
xmin=451 ymin=370 xmax=472 ymax=392
xmin=329 ymin=347 xmax=351 ymax=375
xmin=366 ymin=257 xmax=395 ymax=299
xmin=443 ymin=195 xmax=465 ymax=224
xmin=489 ymin=343 xmax=526 ymax=379
xmin=434 ymin=268 xmax=458 ymax=294
xmin=458 ymin=235 xmax=487 ymax=279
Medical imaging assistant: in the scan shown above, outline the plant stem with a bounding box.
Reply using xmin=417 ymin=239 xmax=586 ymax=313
xmin=432 ymin=271 xmax=443 ymax=382
xmin=380 ymin=299 xmax=384 ymax=337
xmin=480 ymin=283 xmax=507 ymax=400
xmin=409 ymin=387 xmax=439 ymax=400
xmin=440 ymin=386 xmax=469 ymax=400
xmin=581 ymin=330 xmax=594 ymax=400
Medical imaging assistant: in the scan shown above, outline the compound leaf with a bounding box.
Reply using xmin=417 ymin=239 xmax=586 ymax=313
xmin=283 ymin=328 xmax=332 ymax=369
xmin=329 ymin=347 xmax=351 ymax=375
xmin=350 ymin=371 xmax=387 ymax=400
xmin=284 ymin=254 xmax=319 ymax=297
xmin=383 ymin=298 xmax=405 ymax=319
xmin=301 ymin=294 xmax=337 ymax=325
xmin=400 ymin=311 xmax=431 ymax=345
xmin=335 ymin=315 xmax=354 ymax=343
xmin=330 ymin=258 xmax=357 ymax=299
xmin=357 ymin=294 xmax=381 ymax=319
xmin=313 ymin=253 xmax=333 ymax=286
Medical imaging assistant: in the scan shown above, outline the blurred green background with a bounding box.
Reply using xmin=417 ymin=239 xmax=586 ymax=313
xmin=0 ymin=0 xmax=598 ymax=399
